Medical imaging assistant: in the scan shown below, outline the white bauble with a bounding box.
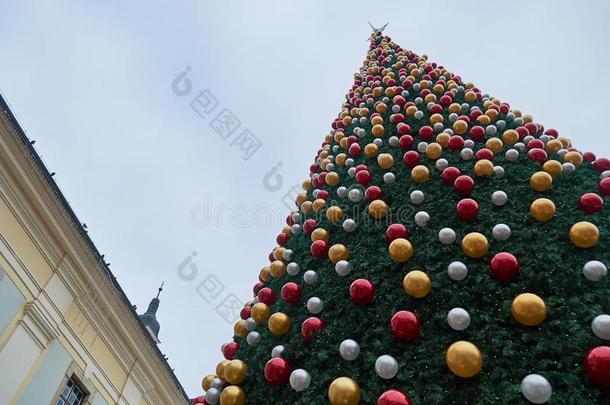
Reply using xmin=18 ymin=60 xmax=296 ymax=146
xmin=307 ymin=297 xmax=323 ymax=314
xmin=205 ymin=388 xmax=220 ymax=404
xmin=246 ymin=331 xmax=260 ymax=345
xmin=464 ymin=139 xmax=475 ymax=148
xmin=410 ymin=190 xmax=425 ymax=204
xmin=210 ymin=378 xmax=224 ymax=390
xmin=375 ymin=355 xmax=398 ymax=379
xmin=448 ymin=261 xmax=468 ymax=281
xmin=343 ymin=218 xmax=357 ymax=232
xmin=347 ymin=167 xmax=357 ymax=177
xmin=447 ymin=308 xmax=471 ymax=331
xmin=337 ymin=186 xmax=348 ymax=198
xmin=492 ymin=223 xmax=511 ymax=241
xmin=520 ymin=374 xmax=552 ymax=404
xmin=494 ymin=166 xmax=505 ymax=179
xmin=245 ymin=317 xmax=257 ymax=331
xmin=335 ymin=260 xmax=351 ymax=276
xmin=289 ymin=369 xmax=311 ymax=392
xmin=303 ymin=270 xmax=318 ymax=285
xmin=291 ymin=224 xmax=302 ymax=235
xmin=436 ymin=158 xmax=449 ymax=171
xmin=414 ymin=211 xmax=430 ymax=227
xmin=348 ymin=188 xmax=363 ymax=202
xmin=592 ymin=315 xmax=610 ymax=340
xmin=438 ymin=228 xmax=456 ymax=245
xmin=600 ymin=170 xmax=610 ymax=179
xmin=283 ymin=249 xmax=293 ymax=261
xmin=373 ymin=138 xmax=383 ymax=147
xmin=492 ymin=190 xmax=508 ymax=206
xmin=417 ymin=142 xmax=428 ymax=153
xmin=383 ymin=172 xmax=396 ymax=184
xmin=562 ymin=162 xmax=575 ymax=173
xmin=287 ymin=262 xmax=300 ymax=276
xmin=460 ymin=148 xmax=474 ymax=160
xmin=583 ymin=260 xmax=607 ymax=281
xmin=271 ymin=345 xmax=284 ymax=358
xmin=339 ymin=339 xmax=360 ymax=361
xmin=389 ymin=136 xmax=399 ymax=147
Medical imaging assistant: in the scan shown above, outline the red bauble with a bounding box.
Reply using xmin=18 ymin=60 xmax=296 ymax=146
xmin=390 ymin=310 xmax=420 ymax=341
xmin=276 ymin=232 xmax=289 ymax=246
xmin=365 ymin=186 xmax=383 ymax=201
xmin=377 ymin=389 xmax=412 ymax=405
xmin=453 ymin=175 xmax=475 ymax=196
xmin=317 ymin=190 xmax=329 ymax=200
xmin=583 ymin=152 xmax=596 ymax=162
xmin=303 ymin=219 xmax=317 ymax=234
xmin=253 ymin=282 xmax=264 ymax=296
xmin=399 ymin=135 xmax=414 ymax=149
xmin=310 ymin=240 xmax=329 ymax=258
xmin=599 ymin=178 xmax=610 ymax=196
xmin=579 ymin=193 xmax=604 ymax=214
xmin=240 ymin=306 xmax=251 ymax=320
xmin=403 ymin=150 xmax=420 ymax=168
xmin=456 ymin=198 xmax=479 ymax=222
xmin=527 ymin=148 xmax=548 ymax=164
xmin=222 ymin=342 xmax=240 ymax=360
xmin=469 ymin=126 xmax=485 ymax=141
xmin=441 ymin=167 xmax=461 ymax=185
xmin=349 ymin=278 xmax=375 ymax=305
xmin=490 ymin=252 xmax=520 ymax=281
xmin=447 ymin=135 xmax=464 ymax=151
xmin=301 ymin=317 xmax=324 ymax=343
xmin=356 ymin=170 xmax=372 ymax=186
xmin=527 ymin=139 xmax=544 ymax=150
xmin=281 ymin=282 xmax=301 ymax=304
xmin=264 ymin=358 xmax=291 ymax=386
xmin=593 ymin=158 xmax=610 ymax=173
xmin=419 ymin=126 xmax=434 ymax=141
xmin=258 ymin=287 xmax=276 ymax=304
xmin=475 ymin=148 xmax=493 ymax=161
xmin=349 ymin=143 xmax=361 ymax=157
xmin=585 ymin=346 xmax=610 ymax=387
xmin=386 ymin=223 xmax=409 ymax=241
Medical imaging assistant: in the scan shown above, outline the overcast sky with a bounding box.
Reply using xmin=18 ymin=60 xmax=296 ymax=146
xmin=1 ymin=0 xmax=609 ymax=397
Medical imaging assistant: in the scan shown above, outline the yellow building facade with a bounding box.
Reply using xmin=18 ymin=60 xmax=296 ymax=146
xmin=0 ymin=95 xmax=189 ymax=405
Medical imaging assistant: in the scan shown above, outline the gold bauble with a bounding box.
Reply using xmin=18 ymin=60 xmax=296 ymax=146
xmin=216 ymin=360 xmax=230 ymax=380
xmin=446 ymin=341 xmax=483 ymax=378
xmin=411 ymin=165 xmax=430 ymax=183
xmin=530 ymin=171 xmax=553 ymax=192
xmin=368 ymin=199 xmax=389 ymax=219
xmin=328 ymin=244 xmax=349 ymax=263
xmin=202 ymin=374 xmax=215 ymax=391
xmin=328 ymin=377 xmax=361 ymax=405
xmin=273 ymin=247 xmax=285 ymax=260
xmin=502 ymin=129 xmax=519 ymax=145
xmin=313 ymin=198 xmax=326 ymax=213
xmin=564 ymin=151 xmax=583 ymax=166
xmin=311 ymin=228 xmax=330 ymax=242
xmin=461 ymin=232 xmax=489 ymax=258
xmin=474 ymin=159 xmax=494 ymax=177
xmin=426 ymin=142 xmax=443 ymax=159
xmin=224 ymin=360 xmax=248 ymax=385
xmin=326 ymin=206 xmax=344 ymax=223
xmin=569 ymin=221 xmax=600 ymax=248
xmin=542 ymin=160 xmax=562 ymax=178
xmin=485 ymin=138 xmax=503 ymax=154
xmin=326 ymin=172 xmax=340 ymax=186
xmin=251 ymin=303 xmax=271 ymax=323
xmin=233 ymin=320 xmax=248 ymax=338
xmin=377 ymin=153 xmax=395 ymax=169
xmin=259 ymin=266 xmax=271 ymax=282
xmin=403 ymin=270 xmax=431 ymax=298
xmin=530 ymin=198 xmax=556 ymax=222
xmin=371 ymin=124 xmax=385 ymax=137
xmin=452 ymin=120 xmax=468 ymax=135
xmin=364 ymin=143 xmax=379 ymax=157
xmin=545 ymin=139 xmax=562 ymax=154
xmin=268 ymin=312 xmax=291 ymax=336
xmin=512 ymin=293 xmax=547 ymax=326
xmin=300 ymin=200 xmax=313 ymax=214
xmin=270 ymin=260 xmax=287 ymax=278
xmin=389 ymin=238 xmax=414 ymax=263
xmin=220 ymin=385 xmax=245 ymax=405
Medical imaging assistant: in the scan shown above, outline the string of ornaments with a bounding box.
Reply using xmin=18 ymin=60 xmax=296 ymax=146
xmin=194 ymin=30 xmax=610 ymax=405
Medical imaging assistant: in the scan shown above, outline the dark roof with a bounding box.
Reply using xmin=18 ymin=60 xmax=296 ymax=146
xmin=0 ymin=93 xmax=189 ymax=402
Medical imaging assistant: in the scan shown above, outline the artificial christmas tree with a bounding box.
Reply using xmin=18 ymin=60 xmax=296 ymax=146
xmin=197 ymin=30 xmax=610 ymax=404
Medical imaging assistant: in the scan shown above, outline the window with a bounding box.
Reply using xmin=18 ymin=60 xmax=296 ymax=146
xmin=56 ymin=377 xmax=86 ymax=405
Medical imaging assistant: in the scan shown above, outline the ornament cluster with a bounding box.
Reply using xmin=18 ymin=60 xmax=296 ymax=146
xmin=195 ymin=31 xmax=610 ymax=405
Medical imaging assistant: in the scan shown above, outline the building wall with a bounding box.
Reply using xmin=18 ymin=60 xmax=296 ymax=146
xmin=0 ymin=103 xmax=187 ymax=404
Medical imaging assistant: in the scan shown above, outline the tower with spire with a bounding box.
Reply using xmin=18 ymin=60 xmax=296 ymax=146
xmin=139 ymin=282 xmax=164 ymax=344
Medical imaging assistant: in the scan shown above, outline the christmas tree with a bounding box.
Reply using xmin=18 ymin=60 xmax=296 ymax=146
xmin=196 ymin=29 xmax=610 ymax=405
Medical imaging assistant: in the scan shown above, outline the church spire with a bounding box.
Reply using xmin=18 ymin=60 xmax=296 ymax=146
xmin=139 ymin=282 xmax=164 ymax=344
